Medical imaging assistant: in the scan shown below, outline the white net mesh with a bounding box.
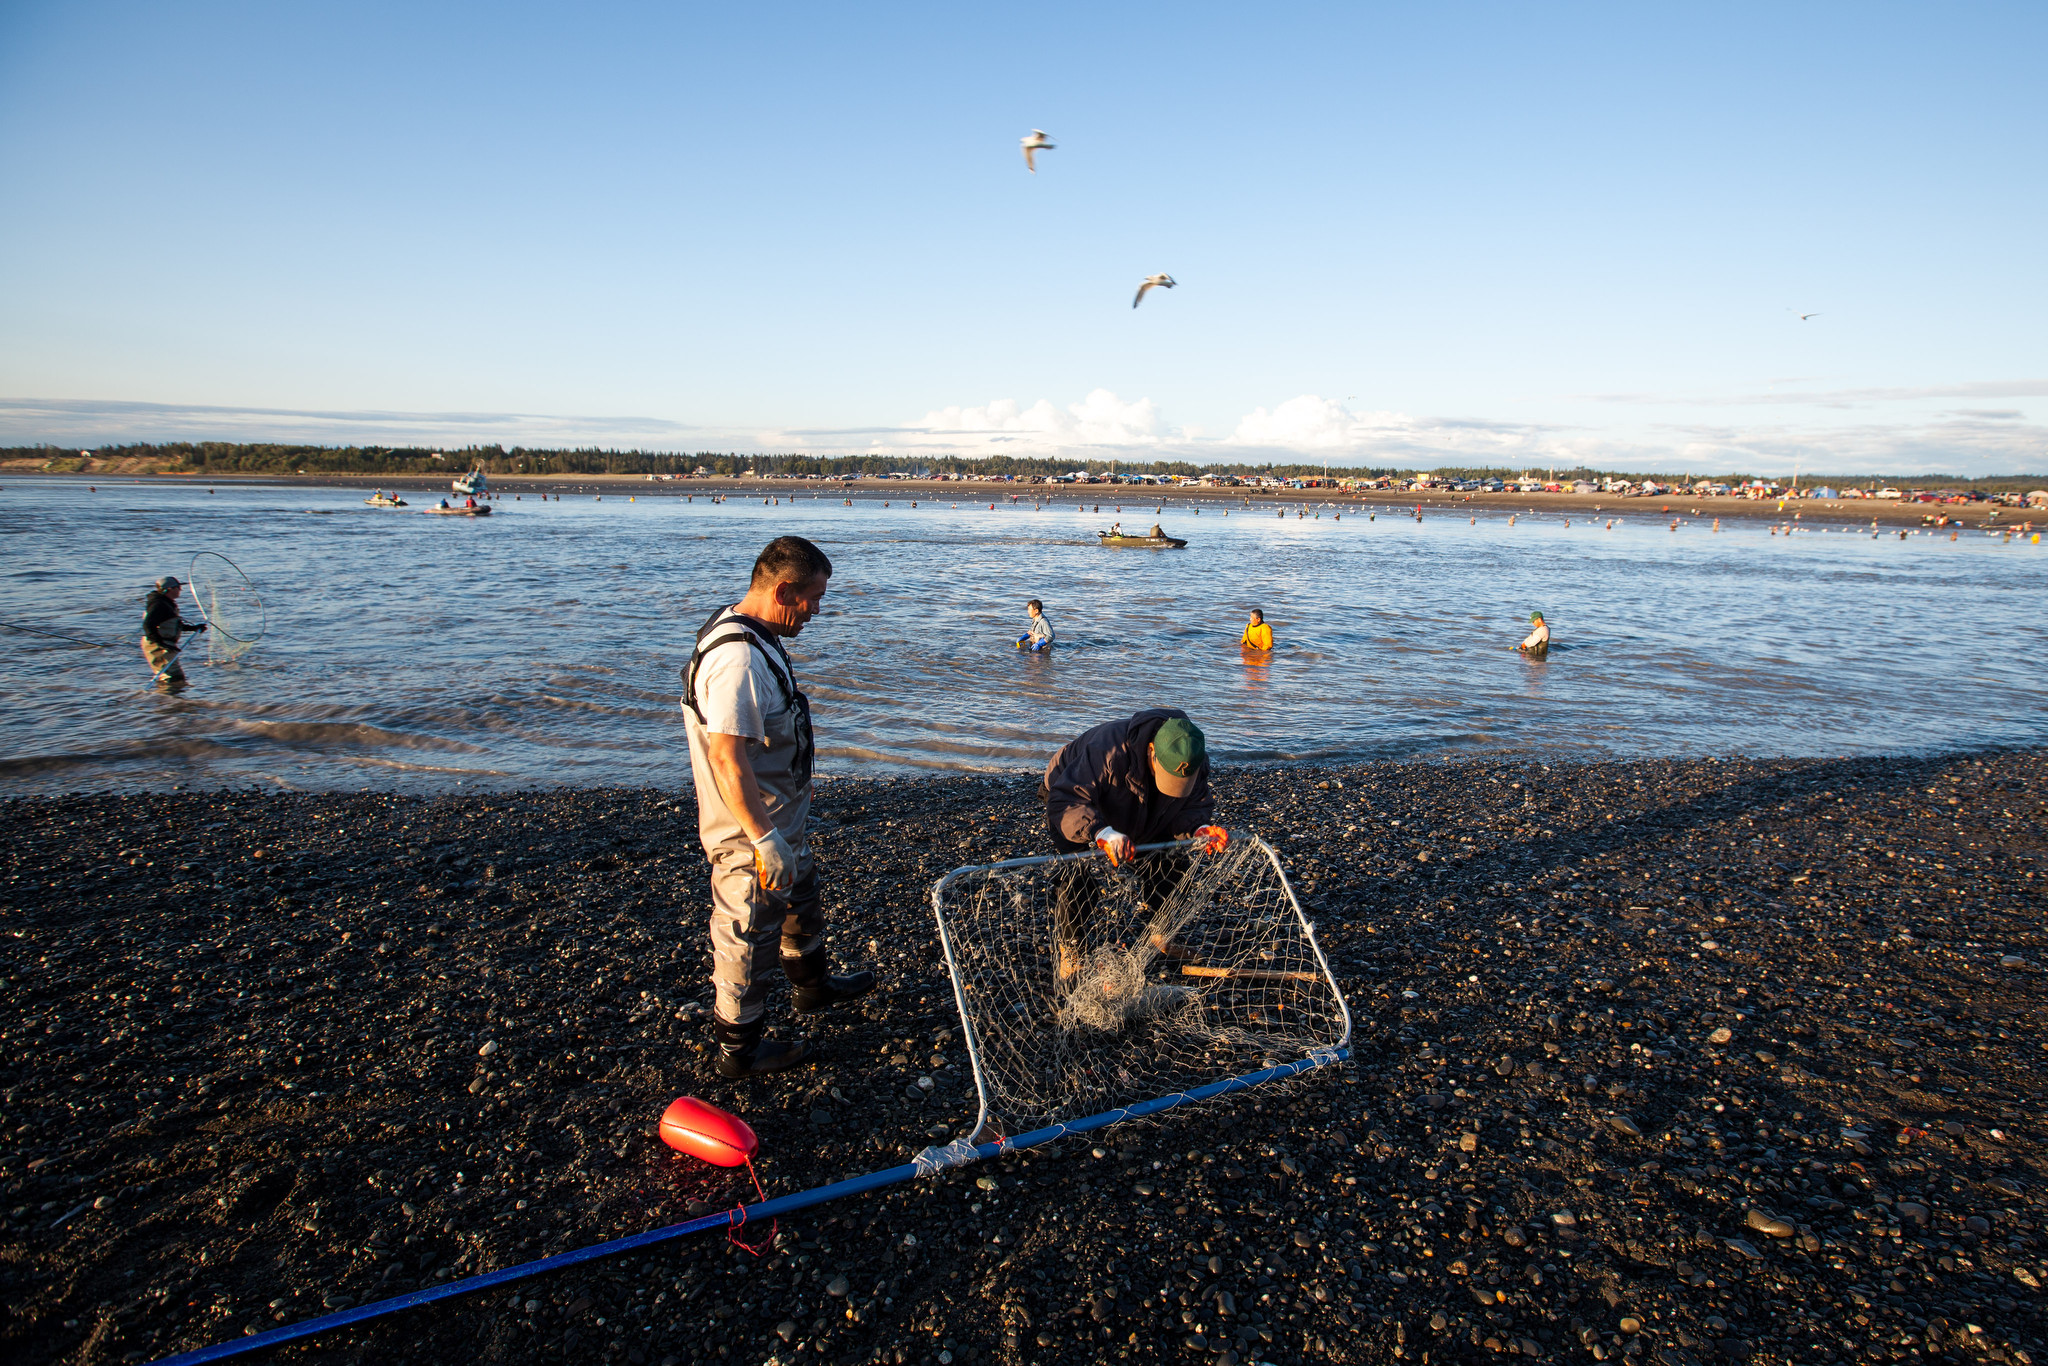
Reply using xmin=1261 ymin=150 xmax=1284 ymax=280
xmin=932 ymin=837 xmax=1350 ymax=1140
xmin=188 ymin=551 xmax=265 ymax=665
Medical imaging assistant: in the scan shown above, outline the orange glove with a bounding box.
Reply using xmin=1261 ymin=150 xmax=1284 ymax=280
xmin=1194 ymin=825 xmax=1229 ymax=854
xmin=1094 ymin=827 xmax=1134 ymax=867
xmin=750 ymin=827 xmax=796 ymax=892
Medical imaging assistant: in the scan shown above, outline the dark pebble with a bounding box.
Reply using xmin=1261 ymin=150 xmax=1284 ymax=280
xmin=0 ymin=751 xmax=2043 ymax=1366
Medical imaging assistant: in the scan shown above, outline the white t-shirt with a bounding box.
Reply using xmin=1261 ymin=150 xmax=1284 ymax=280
xmin=689 ymin=612 xmax=786 ymax=741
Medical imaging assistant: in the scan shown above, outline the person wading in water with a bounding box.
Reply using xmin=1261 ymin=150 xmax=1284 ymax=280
xmin=681 ymin=535 xmax=875 ymax=1078
xmin=140 ymin=576 xmax=207 ymax=686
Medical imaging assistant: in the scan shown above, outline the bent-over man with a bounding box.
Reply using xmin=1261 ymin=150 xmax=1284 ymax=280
xmin=1041 ymin=709 xmax=1228 ymax=979
xmin=682 ymin=535 xmax=874 ymax=1078
xmin=140 ymin=576 xmax=207 ymax=684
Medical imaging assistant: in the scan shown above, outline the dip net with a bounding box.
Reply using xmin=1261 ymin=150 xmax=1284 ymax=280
xmin=188 ymin=551 xmax=265 ymax=665
xmin=930 ymin=837 xmax=1350 ymax=1142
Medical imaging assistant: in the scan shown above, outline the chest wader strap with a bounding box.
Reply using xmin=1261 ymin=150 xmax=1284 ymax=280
xmin=682 ymin=626 xmax=814 ymax=789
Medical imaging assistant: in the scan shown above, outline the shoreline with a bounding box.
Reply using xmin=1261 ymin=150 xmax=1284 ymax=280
xmin=5 ymin=469 xmax=2038 ymax=530
xmin=3 ymin=751 xmax=2045 ymax=1365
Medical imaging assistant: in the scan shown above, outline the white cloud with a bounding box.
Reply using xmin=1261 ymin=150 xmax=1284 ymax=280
xmin=5 ymin=388 xmax=2041 ymax=476
xmin=904 ymin=389 xmax=1167 ymax=454
xmin=1231 ymin=395 xmax=1357 ymax=450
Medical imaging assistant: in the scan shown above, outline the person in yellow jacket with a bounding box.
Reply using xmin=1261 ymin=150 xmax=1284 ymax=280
xmin=1240 ymin=608 xmax=1272 ymax=651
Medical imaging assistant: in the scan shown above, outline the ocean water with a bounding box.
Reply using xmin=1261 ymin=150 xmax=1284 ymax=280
xmin=2 ymin=478 xmax=2043 ymax=794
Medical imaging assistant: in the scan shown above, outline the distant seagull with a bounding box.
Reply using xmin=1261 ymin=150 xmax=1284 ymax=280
xmin=1021 ymin=130 xmax=1055 ymax=173
xmin=1790 ymin=309 xmax=1822 ymax=320
xmin=1134 ymin=274 xmax=1176 ymax=308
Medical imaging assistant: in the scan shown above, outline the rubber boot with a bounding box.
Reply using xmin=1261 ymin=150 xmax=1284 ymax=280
xmin=785 ymin=950 xmax=877 ymax=1014
xmin=713 ymin=1015 xmax=812 ymax=1079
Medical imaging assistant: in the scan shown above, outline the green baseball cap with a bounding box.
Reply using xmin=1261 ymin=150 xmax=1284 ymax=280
xmin=1150 ymin=717 xmax=1207 ymax=795
xmin=1530 ymin=611 xmax=1545 ymax=622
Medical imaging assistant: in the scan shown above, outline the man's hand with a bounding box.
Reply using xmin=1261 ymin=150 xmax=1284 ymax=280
xmin=194 ymin=622 xmax=209 ymax=632
xmin=1194 ymin=825 xmax=1229 ymax=855
xmin=751 ymin=827 xmax=796 ymax=891
xmin=1094 ymin=826 xmax=1135 ymax=867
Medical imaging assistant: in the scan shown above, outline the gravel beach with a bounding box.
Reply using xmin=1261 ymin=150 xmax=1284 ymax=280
xmin=4 ymin=752 xmax=2045 ymax=1366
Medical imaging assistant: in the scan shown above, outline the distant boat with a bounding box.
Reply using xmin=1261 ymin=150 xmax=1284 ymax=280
xmin=452 ymin=467 xmax=489 ymax=496
xmin=1098 ymin=530 xmax=1187 ymax=549
xmin=365 ymin=493 xmax=408 ymax=507
xmin=424 ymin=502 xmax=492 ymax=517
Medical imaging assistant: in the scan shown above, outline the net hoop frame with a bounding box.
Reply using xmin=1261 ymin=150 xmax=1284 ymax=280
xmin=187 ymin=550 xmax=266 ymax=645
xmin=930 ymin=834 xmax=1353 ymax=1146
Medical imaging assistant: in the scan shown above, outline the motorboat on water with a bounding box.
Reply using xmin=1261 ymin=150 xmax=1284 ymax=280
xmin=365 ymin=492 xmax=409 ymax=507
xmin=452 ymin=466 xmax=489 ymax=496
xmin=1098 ymin=529 xmax=1187 ymax=548
xmin=425 ymin=497 xmax=492 ymax=516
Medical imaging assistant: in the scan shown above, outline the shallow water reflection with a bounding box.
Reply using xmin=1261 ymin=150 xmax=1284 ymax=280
xmin=2 ymin=479 xmax=2043 ymax=794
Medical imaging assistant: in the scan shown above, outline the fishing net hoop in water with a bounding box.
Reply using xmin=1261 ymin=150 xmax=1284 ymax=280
xmin=188 ymin=551 xmax=265 ymax=665
xmin=931 ymin=836 xmax=1351 ymax=1145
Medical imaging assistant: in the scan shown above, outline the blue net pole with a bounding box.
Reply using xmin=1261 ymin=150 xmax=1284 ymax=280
xmin=151 ymin=1046 xmax=1348 ymax=1365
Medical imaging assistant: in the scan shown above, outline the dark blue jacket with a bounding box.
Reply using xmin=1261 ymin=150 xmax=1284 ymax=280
xmin=1042 ymin=708 xmax=1215 ymax=851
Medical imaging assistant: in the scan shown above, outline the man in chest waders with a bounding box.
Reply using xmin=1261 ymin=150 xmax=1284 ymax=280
xmin=683 ymin=535 xmax=875 ymax=1078
xmin=140 ymin=576 xmax=207 ymax=685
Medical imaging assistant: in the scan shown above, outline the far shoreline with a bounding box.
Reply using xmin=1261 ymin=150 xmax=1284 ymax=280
xmin=6 ymin=468 xmax=2038 ymax=530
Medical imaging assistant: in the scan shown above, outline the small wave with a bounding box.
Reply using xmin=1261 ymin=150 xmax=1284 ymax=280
xmin=329 ymin=755 xmax=514 ymax=777
xmin=535 ymin=694 xmax=674 ymax=720
xmin=226 ymin=719 xmax=490 ymax=754
xmin=818 ymin=745 xmax=1023 ymax=773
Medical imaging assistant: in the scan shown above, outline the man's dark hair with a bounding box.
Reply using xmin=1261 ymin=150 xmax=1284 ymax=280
xmin=1249 ymin=607 xmax=1264 ymax=620
xmin=750 ymin=535 xmax=833 ymax=588
xmin=1027 ymin=598 xmax=1043 ymax=611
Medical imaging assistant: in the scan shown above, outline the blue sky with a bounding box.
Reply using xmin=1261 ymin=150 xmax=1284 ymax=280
xmin=2 ymin=1 xmax=2043 ymax=473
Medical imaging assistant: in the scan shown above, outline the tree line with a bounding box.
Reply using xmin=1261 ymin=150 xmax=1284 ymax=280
xmin=2 ymin=442 xmax=2039 ymax=491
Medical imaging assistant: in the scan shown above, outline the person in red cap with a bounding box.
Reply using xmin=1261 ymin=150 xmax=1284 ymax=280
xmin=1040 ymin=710 xmax=1228 ymax=980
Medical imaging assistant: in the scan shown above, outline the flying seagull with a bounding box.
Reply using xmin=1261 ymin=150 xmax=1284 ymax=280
xmin=1133 ymin=274 xmax=1176 ymax=308
xmin=1021 ymin=129 xmax=1055 ymax=173
xmin=1789 ymin=308 xmax=1822 ymax=321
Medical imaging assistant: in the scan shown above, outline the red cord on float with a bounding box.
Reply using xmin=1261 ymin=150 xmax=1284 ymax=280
xmin=658 ymin=1096 xmax=775 ymax=1256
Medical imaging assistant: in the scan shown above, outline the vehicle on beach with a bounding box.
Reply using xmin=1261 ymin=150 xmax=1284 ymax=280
xmin=1098 ymin=530 xmax=1187 ymax=548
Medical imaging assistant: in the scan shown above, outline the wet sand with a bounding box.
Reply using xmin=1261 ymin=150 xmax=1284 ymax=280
xmin=3 ymin=752 xmax=2046 ymax=1366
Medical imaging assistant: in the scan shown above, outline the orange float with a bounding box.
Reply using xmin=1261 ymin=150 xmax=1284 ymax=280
xmin=659 ymin=1096 xmax=758 ymax=1167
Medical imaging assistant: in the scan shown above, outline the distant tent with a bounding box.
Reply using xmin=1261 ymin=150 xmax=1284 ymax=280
xmin=1810 ymin=486 xmax=1837 ymax=498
